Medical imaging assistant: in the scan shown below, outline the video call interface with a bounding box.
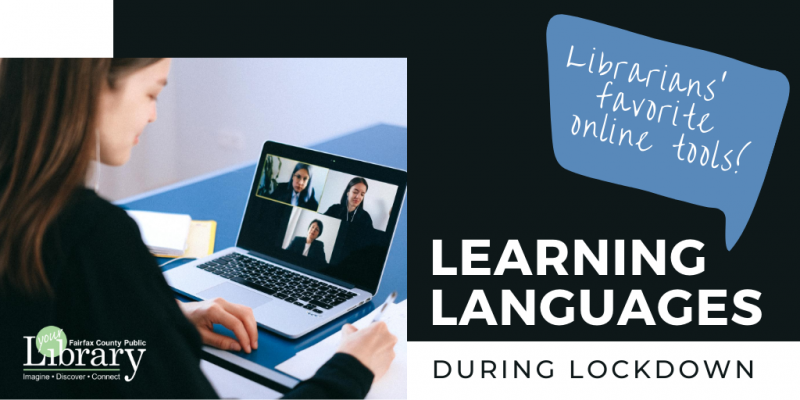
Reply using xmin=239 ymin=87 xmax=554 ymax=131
xmin=237 ymin=154 xmax=401 ymax=293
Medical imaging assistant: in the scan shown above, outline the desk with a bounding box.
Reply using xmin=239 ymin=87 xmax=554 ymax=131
xmin=117 ymin=124 xmax=407 ymax=391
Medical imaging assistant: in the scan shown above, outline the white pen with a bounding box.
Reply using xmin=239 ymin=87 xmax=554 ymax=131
xmin=371 ymin=291 xmax=398 ymax=323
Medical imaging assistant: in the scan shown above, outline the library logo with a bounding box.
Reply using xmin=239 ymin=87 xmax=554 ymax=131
xmin=23 ymin=326 xmax=147 ymax=382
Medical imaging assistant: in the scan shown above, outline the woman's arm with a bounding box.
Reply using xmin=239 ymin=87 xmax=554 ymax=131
xmin=68 ymin=200 xmax=219 ymax=398
xmin=177 ymin=297 xmax=397 ymax=399
xmin=282 ymin=353 xmax=373 ymax=399
xmin=283 ymin=321 xmax=397 ymax=399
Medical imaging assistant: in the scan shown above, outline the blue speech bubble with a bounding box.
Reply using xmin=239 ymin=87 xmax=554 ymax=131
xmin=546 ymin=15 xmax=789 ymax=250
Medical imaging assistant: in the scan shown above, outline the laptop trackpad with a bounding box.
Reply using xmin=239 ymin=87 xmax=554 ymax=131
xmin=197 ymin=282 xmax=272 ymax=309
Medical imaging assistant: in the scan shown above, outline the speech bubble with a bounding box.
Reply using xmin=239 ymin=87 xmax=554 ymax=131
xmin=546 ymin=15 xmax=789 ymax=250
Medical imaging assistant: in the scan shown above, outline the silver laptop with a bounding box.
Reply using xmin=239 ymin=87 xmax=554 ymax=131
xmin=164 ymin=141 xmax=407 ymax=338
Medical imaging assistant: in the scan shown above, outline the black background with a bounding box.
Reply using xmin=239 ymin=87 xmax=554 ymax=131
xmin=114 ymin=2 xmax=800 ymax=341
xmin=406 ymin=5 xmax=799 ymax=341
xmin=113 ymin=1 xmax=410 ymax=57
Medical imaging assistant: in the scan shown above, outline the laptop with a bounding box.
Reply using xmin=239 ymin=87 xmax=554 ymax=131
xmin=164 ymin=141 xmax=407 ymax=338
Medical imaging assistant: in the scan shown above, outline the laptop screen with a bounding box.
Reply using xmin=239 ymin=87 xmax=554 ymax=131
xmin=237 ymin=141 xmax=407 ymax=294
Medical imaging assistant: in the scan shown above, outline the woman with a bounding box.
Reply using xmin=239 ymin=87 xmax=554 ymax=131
xmin=324 ymin=177 xmax=374 ymax=229
xmin=0 ymin=59 xmax=395 ymax=399
xmin=286 ymin=220 xmax=327 ymax=263
xmin=269 ymin=163 xmax=319 ymax=210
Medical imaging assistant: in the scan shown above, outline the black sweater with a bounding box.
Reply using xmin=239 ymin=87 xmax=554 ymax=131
xmin=0 ymin=188 xmax=372 ymax=398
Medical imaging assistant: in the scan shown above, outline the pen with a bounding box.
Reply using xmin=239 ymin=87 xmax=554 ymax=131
xmin=371 ymin=291 xmax=397 ymax=323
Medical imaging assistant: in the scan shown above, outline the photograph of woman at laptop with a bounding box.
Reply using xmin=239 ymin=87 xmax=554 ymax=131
xmin=0 ymin=58 xmax=397 ymax=399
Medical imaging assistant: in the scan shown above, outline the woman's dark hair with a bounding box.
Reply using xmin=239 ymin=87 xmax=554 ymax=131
xmin=0 ymin=58 xmax=163 ymax=295
xmin=308 ymin=219 xmax=324 ymax=236
xmin=291 ymin=163 xmax=314 ymax=202
xmin=339 ymin=177 xmax=369 ymax=212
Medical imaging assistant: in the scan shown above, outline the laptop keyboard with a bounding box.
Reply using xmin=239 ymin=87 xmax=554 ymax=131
xmin=196 ymin=253 xmax=357 ymax=314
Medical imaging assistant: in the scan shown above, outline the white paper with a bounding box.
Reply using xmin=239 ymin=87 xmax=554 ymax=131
xmin=126 ymin=210 xmax=191 ymax=256
xmin=276 ymin=300 xmax=408 ymax=399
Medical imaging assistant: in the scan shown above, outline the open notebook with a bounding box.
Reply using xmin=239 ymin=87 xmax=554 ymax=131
xmin=157 ymin=220 xmax=217 ymax=259
xmin=126 ymin=210 xmax=191 ymax=256
xmin=126 ymin=210 xmax=218 ymax=259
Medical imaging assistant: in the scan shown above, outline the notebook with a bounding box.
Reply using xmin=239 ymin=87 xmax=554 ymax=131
xmin=156 ymin=220 xmax=217 ymax=259
xmin=126 ymin=210 xmax=191 ymax=256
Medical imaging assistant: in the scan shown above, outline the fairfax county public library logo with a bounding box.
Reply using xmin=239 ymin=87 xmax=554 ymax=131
xmin=22 ymin=326 xmax=147 ymax=382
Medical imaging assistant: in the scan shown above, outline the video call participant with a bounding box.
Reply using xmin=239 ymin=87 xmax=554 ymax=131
xmin=271 ymin=163 xmax=319 ymax=210
xmin=324 ymin=177 xmax=373 ymax=229
xmin=286 ymin=219 xmax=327 ymax=264
xmin=322 ymin=177 xmax=388 ymax=284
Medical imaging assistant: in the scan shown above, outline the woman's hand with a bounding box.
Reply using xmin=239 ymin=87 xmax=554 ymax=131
xmin=178 ymin=298 xmax=258 ymax=353
xmin=336 ymin=321 xmax=397 ymax=381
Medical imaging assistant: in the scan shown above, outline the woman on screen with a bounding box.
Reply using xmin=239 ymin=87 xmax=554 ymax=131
xmin=324 ymin=177 xmax=374 ymax=229
xmin=286 ymin=219 xmax=327 ymax=263
xmin=271 ymin=163 xmax=319 ymax=210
